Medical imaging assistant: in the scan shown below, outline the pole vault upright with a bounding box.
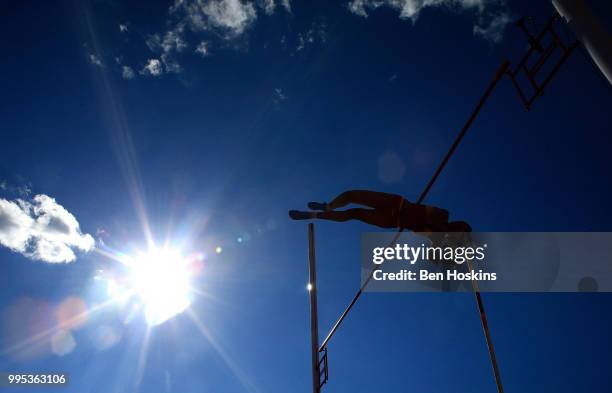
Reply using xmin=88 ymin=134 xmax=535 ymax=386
xmin=307 ymin=223 xmax=321 ymax=393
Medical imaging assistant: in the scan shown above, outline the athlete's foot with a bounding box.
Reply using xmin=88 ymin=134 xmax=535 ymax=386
xmin=289 ymin=210 xmax=317 ymax=220
xmin=307 ymin=202 xmax=329 ymax=211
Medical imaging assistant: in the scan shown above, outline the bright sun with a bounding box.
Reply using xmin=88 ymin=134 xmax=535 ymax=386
xmin=128 ymin=248 xmax=193 ymax=326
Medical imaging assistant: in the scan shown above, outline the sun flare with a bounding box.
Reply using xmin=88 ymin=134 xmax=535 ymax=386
xmin=127 ymin=248 xmax=193 ymax=326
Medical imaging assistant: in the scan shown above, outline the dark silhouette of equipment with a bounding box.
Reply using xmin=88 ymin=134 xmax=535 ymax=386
xmin=516 ymin=17 xmax=545 ymax=52
xmin=507 ymin=12 xmax=579 ymax=110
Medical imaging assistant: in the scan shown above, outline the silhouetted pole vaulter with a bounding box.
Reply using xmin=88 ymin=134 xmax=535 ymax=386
xmin=293 ymin=60 xmax=510 ymax=393
xmin=289 ymin=190 xmax=471 ymax=236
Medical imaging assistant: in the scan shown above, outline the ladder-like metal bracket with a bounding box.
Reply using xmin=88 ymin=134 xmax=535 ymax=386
xmin=318 ymin=348 xmax=329 ymax=389
xmin=507 ymin=12 xmax=579 ymax=111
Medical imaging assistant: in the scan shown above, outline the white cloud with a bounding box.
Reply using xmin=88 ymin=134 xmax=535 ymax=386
xmin=0 ymin=181 xmax=31 ymax=197
xmin=307 ymin=21 xmax=327 ymax=44
xmin=146 ymin=25 xmax=187 ymax=74
xmin=89 ymin=54 xmax=103 ymax=67
xmin=172 ymin=0 xmax=258 ymax=37
xmin=202 ymin=0 xmax=257 ymax=35
xmin=129 ymin=0 xmax=287 ymax=80
xmin=274 ymin=87 xmax=287 ymax=101
xmin=473 ymin=12 xmax=511 ymax=43
xmin=0 ymin=199 xmax=32 ymax=253
xmin=0 ymin=194 xmax=95 ymax=263
xmin=122 ymin=65 xmax=135 ymax=79
xmin=348 ymin=0 xmax=487 ymax=20
xmin=147 ymin=25 xmax=188 ymax=54
xmin=161 ymin=54 xmax=183 ymax=73
xmin=195 ymin=41 xmax=210 ymax=56
xmin=281 ymin=0 xmax=291 ymax=13
xmin=262 ymin=0 xmax=275 ymax=15
xmin=119 ymin=24 xmax=129 ymax=33
xmin=348 ymin=0 xmax=369 ymax=17
xmin=273 ymin=87 xmax=287 ymax=108
xmin=257 ymin=0 xmax=289 ymax=15
xmin=140 ymin=59 xmax=163 ymax=76
xmin=347 ymin=0 xmax=511 ymax=42
xmin=295 ymin=34 xmax=304 ymax=52
xmin=293 ymin=21 xmax=327 ymax=53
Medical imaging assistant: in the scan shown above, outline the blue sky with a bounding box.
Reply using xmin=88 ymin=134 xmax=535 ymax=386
xmin=1 ymin=0 xmax=612 ymax=392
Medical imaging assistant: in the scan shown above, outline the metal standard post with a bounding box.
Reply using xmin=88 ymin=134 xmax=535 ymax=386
xmin=307 ymin=223 xmax=321 ymax=393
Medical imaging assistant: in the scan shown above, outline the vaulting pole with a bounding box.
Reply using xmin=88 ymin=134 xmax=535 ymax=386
xmin=307 ymin=223 xmax=321 ymax=393
xmin=467 ymin=258 xmax=504 ymax=393
xmin=416 ymin=59 xmax=510 ymax=204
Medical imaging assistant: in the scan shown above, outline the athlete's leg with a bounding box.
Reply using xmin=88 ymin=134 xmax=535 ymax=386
xmin=289 ymin=208 xmax=397 ymax=229
xmin=326 ymin=190 xmax=405 ymax=210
